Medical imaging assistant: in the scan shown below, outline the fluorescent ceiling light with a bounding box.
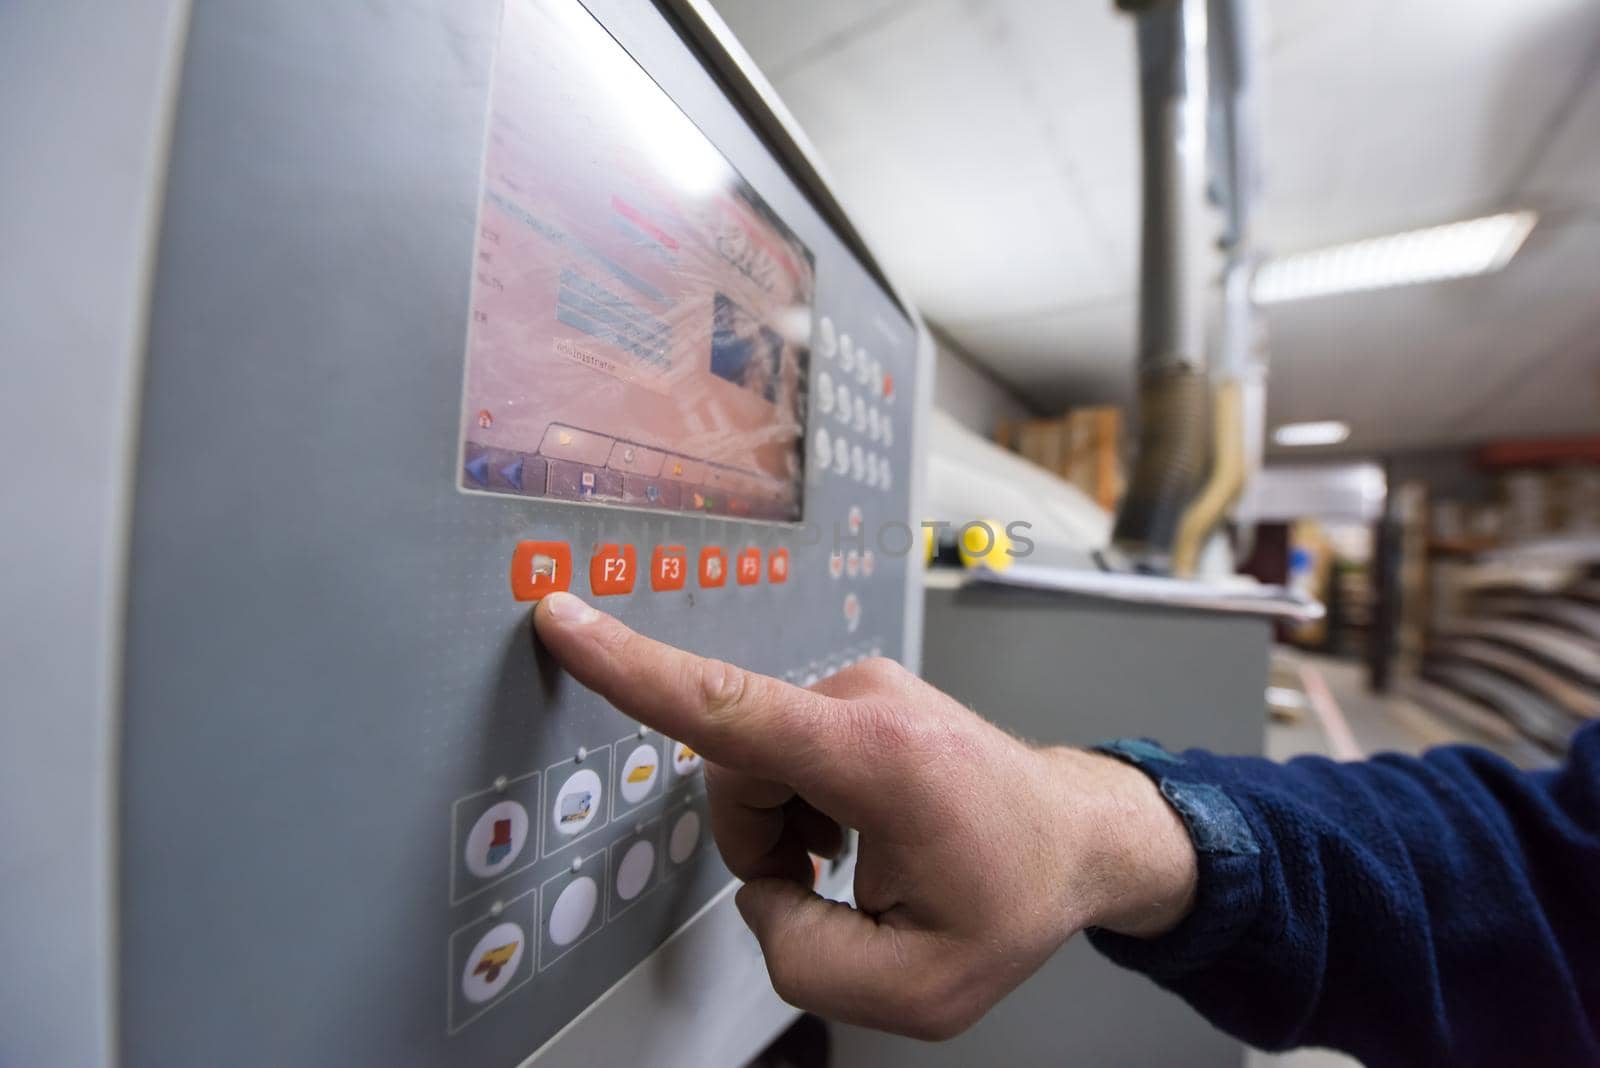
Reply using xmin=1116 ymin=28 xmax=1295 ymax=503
xmin=1252 ymin=211 xmax=1537 ymax=304
xmin=1273 ymin=420 xmax=1350 ymax=447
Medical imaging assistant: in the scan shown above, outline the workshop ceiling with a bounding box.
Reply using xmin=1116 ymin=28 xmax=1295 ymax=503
xmin=709 ymin=0 xmax=1600 ymax=455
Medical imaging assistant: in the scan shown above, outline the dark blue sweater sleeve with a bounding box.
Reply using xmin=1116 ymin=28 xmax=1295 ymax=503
xmin=1085 ymin=723 xmax=1600 ymax=1067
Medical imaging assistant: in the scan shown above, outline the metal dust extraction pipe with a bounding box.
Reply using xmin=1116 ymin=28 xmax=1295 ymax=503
xmin=1111 ymin=0 xmax=1214 ymax=573
xmin=1171 ymin=0 xmax=1263 ymax=577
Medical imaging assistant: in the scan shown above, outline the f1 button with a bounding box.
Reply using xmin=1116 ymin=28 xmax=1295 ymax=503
xmin=510 ymin=541 xmax=572 ymax=602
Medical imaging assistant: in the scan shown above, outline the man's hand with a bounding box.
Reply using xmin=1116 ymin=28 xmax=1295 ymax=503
xmin=533 ymin=591 xmax=1197 ymax=1040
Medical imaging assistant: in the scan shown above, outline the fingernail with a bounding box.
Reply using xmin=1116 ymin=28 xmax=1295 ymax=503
xmin=543 ymin=591 xmax=598 ymax=623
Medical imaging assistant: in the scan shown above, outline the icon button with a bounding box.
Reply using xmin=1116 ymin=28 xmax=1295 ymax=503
xmin=699 ymin=547 xmax=727 ymax=588
xmin=768 ymin=548 xmax=790 ymax=584
xmin=548 ymin=875 xmax=600 ymax=948
xmin=510 ymin=541 xmax=572 ymax=602
xmin=650 ymin=545 xmax=688 ymax=591
xmin=736 ymin=547 xmax=762 ymax=586
xmin=828 ymin=552 xmax=844 ymax=579
xmin=461 ymin=922 xmax=525 ymax=1005
xmin=615 ymin=839 xmax=655 ymax=903
xmin=589 ymin=543 xmax=636 ymax=596
xmin=668 ymin=809 xmax=702 ymax=866
xmin=552 ymin=767 xmax=603 ymax=838
xmin=464 ymin=800 xmax=530 ymax=879
xmin=618 ymin=742 xmax=661 ymax=806
xmin=671 ymin=741 xmax=702 ymax=778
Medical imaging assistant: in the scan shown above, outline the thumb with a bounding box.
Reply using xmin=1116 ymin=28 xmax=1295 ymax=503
xmin=735 ymin=879 xmax=949 ymax=1038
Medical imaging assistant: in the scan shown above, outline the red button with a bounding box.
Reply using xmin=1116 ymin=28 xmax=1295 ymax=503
xmin=698 ymin=547 xmax=727 ymax=588
xmin=768 ymin=548 xmax=790 ymax=584
xmin=590 ymin=544 xmax=637 ymax=596
xmin=509 ymin=541 xmax=572 ymax=602
xmin=651 ymin=545 xmax=688 ymax=591
xmin=882 ymin=373 xmax=894 ymax=399
xmin=736 ymin=547 xmax=762 ymax=586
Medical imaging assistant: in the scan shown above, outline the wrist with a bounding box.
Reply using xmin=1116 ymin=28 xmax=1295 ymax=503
xmin=1041 ymin=746 xmax=1198 ymax=939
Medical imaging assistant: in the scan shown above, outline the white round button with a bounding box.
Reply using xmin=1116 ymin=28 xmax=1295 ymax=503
xmin=851 ymin=444 xmax=866 ymax=481
xmin=839 ymin=333 xmax=855 ymax=372
xmin=828 ymin=552 xmax=844 ymax=579
xmin=615 ymin=840 xmax=655 ymax=902
xmin=882 ymin=416 xmax=893 ymax=447
xmin=552 ymin=767 xmax=602 ymax=837
xmin=818 ymin=316 xmax=837 ymax=358
xmin=462 ymin=921 xmax=526 ymax=1004
xmin=856 ymin=350 xmax=872 ymax=385
xmin=619 ymin=743 xmax=660 ymax=806
xmin=548 ymin=875 xmax=599 ymax=947
xmin=671 ymin=741 xmax=702 ymax=777
xmin=832 ymin=436 xmax=851 ymax=476
xmin=863 ymin=549 xmax=877 ymax=576
xmin=846 ymin=550 xmax=860 ymax=577
xmin=813 ymin=427 xmax=833 ymax=470
xmin=464 ymin=799 xmax=530 ymax=879
xmin=843 ymin=592 xmax=862 ymax=633
xmin=815 ymin=372 xmax=835 ymax=413
xmin=864 ymin=453 xmax=878 ymax=488
xmin=853 ymin=395 xmax=868 ymax=433
xmin=868 ymin=406 xmax=881 ymax=442
xmin=668 ymin=810 xmax=702 ymax=865
xmin=835 ymin=383 xmax=852 ymax=424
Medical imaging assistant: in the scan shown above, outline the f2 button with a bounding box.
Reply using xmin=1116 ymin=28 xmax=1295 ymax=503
xmin=651 ymin=545 xmax=688 ymax=592
xmin=590 ymin=544 xmax=637 ymax=596
xmin=510 ymin=541 xmax=573 ymax=602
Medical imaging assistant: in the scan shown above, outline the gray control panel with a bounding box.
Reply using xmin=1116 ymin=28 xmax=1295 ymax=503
xmin=115 ymin=1 xmax=922 ymax=1065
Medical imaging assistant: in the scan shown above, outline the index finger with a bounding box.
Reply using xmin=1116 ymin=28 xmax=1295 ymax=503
xmin=533 ymin=591 xmax=848 ymax=787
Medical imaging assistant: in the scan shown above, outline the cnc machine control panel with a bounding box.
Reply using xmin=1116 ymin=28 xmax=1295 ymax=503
xmin=117 ymin=1 xmax=922 ymax=1065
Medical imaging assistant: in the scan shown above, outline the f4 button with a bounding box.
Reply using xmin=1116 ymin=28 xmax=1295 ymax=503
xmin=590 ymin=544 xmax=637 ymax=596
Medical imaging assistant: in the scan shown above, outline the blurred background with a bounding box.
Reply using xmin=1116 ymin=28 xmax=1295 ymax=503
xmin=715 ymin=0 xmax=1600 ymax=777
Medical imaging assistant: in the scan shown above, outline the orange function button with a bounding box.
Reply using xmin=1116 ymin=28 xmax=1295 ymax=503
xmin=651 ymin=545 xmax=689 ymax=592
xmin=768 ymin=548 xmax=790 ymax=584
xmin=736 ymin=547 xmax=762 ymax=586
xmin=589 ymin=544 xmax=637 ymax=596
xmin=509 ymin=541 xmax=572 ymax=602
xmin=698 ymin=547 xmax=727 ymax=588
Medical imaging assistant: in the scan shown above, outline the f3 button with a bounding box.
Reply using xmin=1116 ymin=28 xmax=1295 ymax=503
xmin=651 ymin=545 xmax=688 ymax=592
xmin=590 ymin=544 xmax=637 ymax=596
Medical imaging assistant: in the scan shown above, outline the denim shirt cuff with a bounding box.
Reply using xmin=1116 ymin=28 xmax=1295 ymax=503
xmin=1084 ymin=738 xmax=1266 ymax=979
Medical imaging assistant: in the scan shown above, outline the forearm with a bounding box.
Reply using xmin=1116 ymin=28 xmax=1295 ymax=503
xmin=1082 ymin=728 xmax=1600 ymax=1067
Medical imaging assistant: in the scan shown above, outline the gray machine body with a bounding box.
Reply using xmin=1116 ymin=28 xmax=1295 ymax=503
xmin=4 ymin=1 xmax=929 ymax=1065
xmin=832 ymin=584 xmax=1267 ymax=1068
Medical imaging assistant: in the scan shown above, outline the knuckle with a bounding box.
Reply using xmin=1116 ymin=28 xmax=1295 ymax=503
xmin=697 ymin=658 xmax=750 ymax=728
xmin=859 ymin=656 xmax=909 ymax=685
xmin=765 ymin=953 xmax=810 ymax=1009
xmin=895 ymin=971 xmax=978 ymax=1041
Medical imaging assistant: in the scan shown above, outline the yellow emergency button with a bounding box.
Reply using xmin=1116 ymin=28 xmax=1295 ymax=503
xmin=957 ymin=519 xmax=1014 ymax=572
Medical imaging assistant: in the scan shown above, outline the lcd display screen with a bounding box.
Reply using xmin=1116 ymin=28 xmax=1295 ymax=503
xmin=458 ymin=0 xmax=813 ymax=522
